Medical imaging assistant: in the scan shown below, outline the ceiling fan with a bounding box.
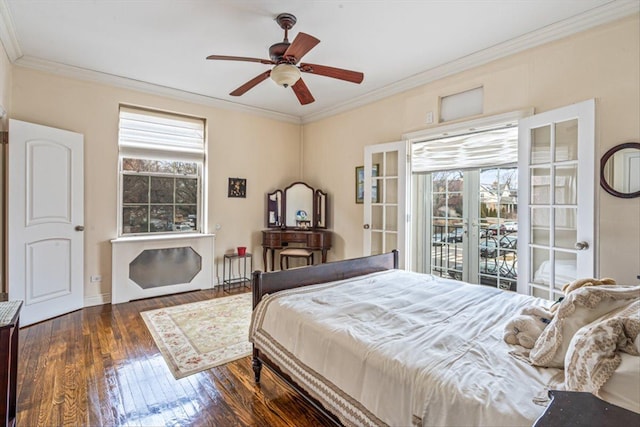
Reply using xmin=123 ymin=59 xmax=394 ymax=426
xmin=206 ymin=13 xmax=364 ymax=105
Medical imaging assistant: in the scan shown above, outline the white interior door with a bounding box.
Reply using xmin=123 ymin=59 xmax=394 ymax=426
xmin=8 ymin=119 xmax=84 ymax=326
xmin=517 ymin=100 xmax=595 ymax=298
xmin=363 ymin=141 xmax=408 ymax=268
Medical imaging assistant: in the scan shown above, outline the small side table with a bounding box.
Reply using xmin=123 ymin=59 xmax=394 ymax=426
xmin=222 ymin=253 xmax=253 ymax=292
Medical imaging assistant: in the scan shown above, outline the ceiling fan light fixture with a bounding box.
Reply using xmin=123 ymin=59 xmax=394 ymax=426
xmin=271 ymin=63 xmax=301 ymax=88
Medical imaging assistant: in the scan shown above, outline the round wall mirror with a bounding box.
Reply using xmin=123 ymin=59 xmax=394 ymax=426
xmin=600 ymin=142 xmax=640 ymax=198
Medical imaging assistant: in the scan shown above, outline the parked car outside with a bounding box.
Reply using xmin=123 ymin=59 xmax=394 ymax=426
xmin=499 ymin=235 xmax=517 ymax=250
xmin=488 ymin=223 xmax=506 ymax=235
xmin=174 ymin=223 xmax=193 ymax=231
xmin=432 ymin=232 xmax=446 ymax=245
xmin=446 ymin=228 xmax=465 ymax=242
xmin=504 ymin=221 xmax=518 ymax=232
xmin=480 ymin=240 xmax=498 ymax=258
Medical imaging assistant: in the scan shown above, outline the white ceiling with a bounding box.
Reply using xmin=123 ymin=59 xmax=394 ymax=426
xmin=1 ymin=1 xmax=637 ymax=123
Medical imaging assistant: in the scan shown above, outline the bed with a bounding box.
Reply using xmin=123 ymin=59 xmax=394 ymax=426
xmin=249 ymin=251 xmax=640 ymax=426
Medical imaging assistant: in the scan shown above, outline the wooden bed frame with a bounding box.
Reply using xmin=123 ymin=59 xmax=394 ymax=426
xmin=251 ymin=250 xmax=398 ymax=424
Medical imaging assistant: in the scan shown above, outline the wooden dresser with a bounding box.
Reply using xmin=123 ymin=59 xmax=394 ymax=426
xmin=261 ymin=229 xmax=332 ymax=271
xmin=0 ymin=300 xmax=22 ymax=427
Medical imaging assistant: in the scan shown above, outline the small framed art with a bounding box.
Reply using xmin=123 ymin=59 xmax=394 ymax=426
xmin=228 ymin=178 xmax=246 ymax=198
xmin=355 ymin=164 xmax=379 ymax=204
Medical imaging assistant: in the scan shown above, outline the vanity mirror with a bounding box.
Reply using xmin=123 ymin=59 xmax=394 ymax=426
xmin=266 ymin=189 xmax=283 ymax=227
xmin=600 ymin=142 xmax=640 ymax=198
xmin=315 ymin=189 xmax=327 ymax=229
xmin=284 ymin=182 xmax=314 ymax=228
xmin=263 ymin=181 xmax=331 ymax=271
xmin=265 ymin=181 xmax=328 ymax=229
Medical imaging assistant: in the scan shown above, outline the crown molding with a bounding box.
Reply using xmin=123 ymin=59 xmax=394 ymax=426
xmin=0 ymin=0 xmax=22 ymax=61
xmin=301 ymin=1 xmax=639 ymax=124
xmin=14 ymin=56 xmax=302 ymax=124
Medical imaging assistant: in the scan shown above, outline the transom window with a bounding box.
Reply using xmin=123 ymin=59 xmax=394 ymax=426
xmin=118 ymin=106 xmax=205 ymax=236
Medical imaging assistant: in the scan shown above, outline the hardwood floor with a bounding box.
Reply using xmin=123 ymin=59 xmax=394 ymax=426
xmin=16 ymin=288 xmax=334 ymax=426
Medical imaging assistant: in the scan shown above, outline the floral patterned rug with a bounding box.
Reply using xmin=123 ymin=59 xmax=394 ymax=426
xmin=141 ymin=292 xmax=253 ymax=379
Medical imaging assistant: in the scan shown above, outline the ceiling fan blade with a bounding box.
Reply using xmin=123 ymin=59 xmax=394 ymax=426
xmin=283 ymin=32 xmax=320 ymax=63
xmin=300 ymin=63 xmax=364 ymax=84
xmin=230 ymin=70 xmax=271 ymax=96
xmin=292 ymin=78 xmax=315 ymax=105
xmin=206 ymin=55 xmax=274 ymax=65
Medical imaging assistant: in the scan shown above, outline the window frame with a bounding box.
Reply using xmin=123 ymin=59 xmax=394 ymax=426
xmin=117 ymin=106 xmax=206 ymax=237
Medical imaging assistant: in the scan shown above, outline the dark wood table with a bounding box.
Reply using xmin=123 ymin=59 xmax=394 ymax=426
xmin=533 ymin=390 xmax=640 ymax=427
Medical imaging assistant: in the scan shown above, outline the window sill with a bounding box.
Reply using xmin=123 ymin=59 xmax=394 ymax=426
xmin=111 ymin=233 xmax=215 ymax=244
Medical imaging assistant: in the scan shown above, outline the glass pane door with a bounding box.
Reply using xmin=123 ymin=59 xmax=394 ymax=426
xmin=518 ymin=100 xmax=595 ymax=298
xmin=478 ymin=167 xmax=518 ymax=291
xmin=418 ymin=166 xmax=519 ymax=289
xmin=431 ymin=171 xmax=465 ymax=281
xmin=364 ymin=141 xmax=407 ymax=268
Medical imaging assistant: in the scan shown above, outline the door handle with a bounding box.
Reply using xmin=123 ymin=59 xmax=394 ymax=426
xmin=363 ymin=224 xmax=370 ymax=229
xmin=574 ymin=241 xmax=589 ymax=250
xmin=75 ymin=225 xmax=85 ymax=232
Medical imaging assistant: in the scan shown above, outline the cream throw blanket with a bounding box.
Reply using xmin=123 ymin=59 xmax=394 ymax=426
xmin=564 ymin=300 xmax=640 ymax=394
xmin=529 ymin=286 xmax=640 ymax=368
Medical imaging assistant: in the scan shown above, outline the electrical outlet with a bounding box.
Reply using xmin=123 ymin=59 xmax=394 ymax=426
xmin=90 ymin=275 xmax=102 ymax=283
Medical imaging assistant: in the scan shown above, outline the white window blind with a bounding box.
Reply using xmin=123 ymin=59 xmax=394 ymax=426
xmin=412 ymin=126 xmax=518 ymax=173
xmin=119 ymin=106 xmax=205 ymax=156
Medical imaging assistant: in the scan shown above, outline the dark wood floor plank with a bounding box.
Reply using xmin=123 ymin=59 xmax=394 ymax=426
xmin=17 ymin=289 xmax=334 ymax=426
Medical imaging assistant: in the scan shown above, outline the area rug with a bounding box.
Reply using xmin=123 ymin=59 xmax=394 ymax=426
xmin=141 ymin=292 xmax=252 ymax=379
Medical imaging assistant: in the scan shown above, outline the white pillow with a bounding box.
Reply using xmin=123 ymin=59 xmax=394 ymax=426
xmin=533 ymin=260 xmax=576 ymax=286
xmin=529 ymin=285 xmax=640 ymax=368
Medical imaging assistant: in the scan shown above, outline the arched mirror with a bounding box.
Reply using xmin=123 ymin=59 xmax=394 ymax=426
xmin=600 ymin=142 xmax=640 ymax=198
xmin=284 ymin=182 xmax=314 ymax=228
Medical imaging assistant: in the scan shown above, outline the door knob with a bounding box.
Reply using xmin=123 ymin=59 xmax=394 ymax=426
xmin=75 ymin=225 xmax=85 ymax=231
xmin=363 ymin=224 xmax=370 ymax=229
xmin=574 ymin=241 xmax=589 ymax=250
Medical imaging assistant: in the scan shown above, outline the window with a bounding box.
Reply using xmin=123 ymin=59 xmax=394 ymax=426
xmin=118 ymin=106 xmax=205 ymax=236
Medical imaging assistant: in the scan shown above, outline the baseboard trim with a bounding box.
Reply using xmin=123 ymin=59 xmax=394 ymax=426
xmin=84 ymin=293 xmax=111 ymax=307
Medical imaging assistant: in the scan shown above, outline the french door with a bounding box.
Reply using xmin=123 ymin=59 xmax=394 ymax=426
xmin=410 ymin=101 xmax=594 ymax=297
xmin=517 ymin=100 xmax=595 ymax=298
xmin=363 ymin=141 xmax=408 ymax=268
xmin=415 ymin=166 xmax=519 ymax=290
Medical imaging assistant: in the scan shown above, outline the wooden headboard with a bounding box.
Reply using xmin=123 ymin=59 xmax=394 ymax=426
xmin=251 ymin=250 xmax=398 ymax=308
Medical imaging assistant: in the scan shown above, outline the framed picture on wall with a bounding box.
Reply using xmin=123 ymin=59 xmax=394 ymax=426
xmin=355 ymin=164 xmax=379 ymax=204
xmin=228 ymin=178 xmax=247 ymax=198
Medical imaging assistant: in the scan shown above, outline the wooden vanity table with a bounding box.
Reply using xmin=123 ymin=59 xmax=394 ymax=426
xmin=262 ymin=229 xmax=332 ymax=271
xmin=262 ymin=181 xmax=332 ymax=271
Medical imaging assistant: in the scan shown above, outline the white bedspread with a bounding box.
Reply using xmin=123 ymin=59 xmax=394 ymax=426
xmin=250 ymin=270 xmax=562 ymax=427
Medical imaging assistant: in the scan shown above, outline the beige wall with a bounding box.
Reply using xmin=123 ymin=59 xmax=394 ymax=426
xmin=10 ymin=67 xmax=301 ymax=302
xmin=303 ymin=15 xmax=640 ymax=284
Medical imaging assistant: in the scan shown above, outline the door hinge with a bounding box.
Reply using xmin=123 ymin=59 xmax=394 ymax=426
xmin=0 ymin=131 xmax=7 ymax=145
